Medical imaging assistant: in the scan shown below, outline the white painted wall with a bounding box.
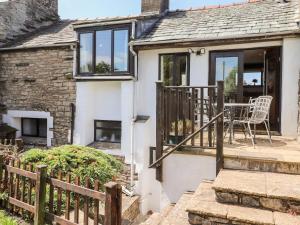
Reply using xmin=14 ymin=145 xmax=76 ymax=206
xmin=2 ymin=110 xmax=53 ymax=146
xmin=74 ymin=81 xmax=122 ymax=146
xmin=281 ymin=38 xmax=300 ymax=137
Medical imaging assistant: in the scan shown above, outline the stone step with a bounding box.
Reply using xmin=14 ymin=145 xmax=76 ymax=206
xmin=213 ymin=169 xmax=300 ymax=214
xmin=140 ymin=205 xmax=174 ymax=225
xmin=160 ymin=193 xmax=193 ymax=225
xmin=224 ymin=154 xmax=300 ymax=175
xmin=186 ymin=181 xmax=300 ymax=225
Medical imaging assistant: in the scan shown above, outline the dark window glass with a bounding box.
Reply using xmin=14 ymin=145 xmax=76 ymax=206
xmin=114 ymin=30 xmax=128 ymax=72
xmin=160 ymin=54 xmax=189 ymax=86
xmin=243 ymin=72 xmax=262 ymax=86
xmin=96 ymin=30 xmax=112 ymax=73
xmin=22 ymin=118 xmax=47 ymax=138
xmin=95 ymin=121 xmax=121 ymax=143
xmin=79 ymin=33 xmax=93 ymax=73
xmin=215 ymin=57 xmax=239 ymax=101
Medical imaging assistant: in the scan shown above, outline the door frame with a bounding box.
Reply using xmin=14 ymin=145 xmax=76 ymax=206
xmin=209 ymin=47 xmax=282 ymax=133
xmin=209 ymin=51 xmax=244 ymax=102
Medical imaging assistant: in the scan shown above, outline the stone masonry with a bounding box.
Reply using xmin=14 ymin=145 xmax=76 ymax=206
xmin=0 ymin=0 xmax=58 ymax=46
xmin=0 ymin=46 xmax=75 ymax=146
xmin=141 ymin=0 xmax=169 ymax=14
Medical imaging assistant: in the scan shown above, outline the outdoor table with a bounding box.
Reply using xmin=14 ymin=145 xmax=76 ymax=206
xmin=224 ymin=103 xmax=253 ymax=144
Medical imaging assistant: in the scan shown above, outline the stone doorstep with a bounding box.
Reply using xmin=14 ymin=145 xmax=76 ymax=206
xmin=224 ymin=157 xmax=300 ymax=175
xmin=140 ymin=205 xmax=174 ymax=225
xmin=186 ymin=181 xmax=300 ymax=225
xmin=212 ymin=169 xmax=300 ymax=213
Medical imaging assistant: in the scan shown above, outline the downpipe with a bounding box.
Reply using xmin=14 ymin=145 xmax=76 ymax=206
xmin=125 ymin=20 xmax=138 ymax=197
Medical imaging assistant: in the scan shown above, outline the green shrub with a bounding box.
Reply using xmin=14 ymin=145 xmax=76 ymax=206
xmin=0 ymin=211 xmax=18 ymax=225
xmin=21 ymin=145 xmax=123 ymax=186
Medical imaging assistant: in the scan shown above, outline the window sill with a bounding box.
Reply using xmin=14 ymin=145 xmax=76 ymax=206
xmin=75 ymin=75 xmax=134 ymax=81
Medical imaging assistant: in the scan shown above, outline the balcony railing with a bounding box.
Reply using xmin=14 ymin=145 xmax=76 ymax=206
xmin=153 ymin=81 xmax=224 ymax=182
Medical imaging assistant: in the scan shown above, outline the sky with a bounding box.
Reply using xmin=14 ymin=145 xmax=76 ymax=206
xmin=58 ymin=0 xmax=245 ymax=19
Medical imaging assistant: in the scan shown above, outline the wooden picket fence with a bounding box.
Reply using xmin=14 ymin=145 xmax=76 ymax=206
xmin=0 ymin=155 xmax=122 ymax=225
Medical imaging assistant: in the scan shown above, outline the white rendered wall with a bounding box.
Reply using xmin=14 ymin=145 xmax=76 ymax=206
xmin=134 ymin=40 xmax=300 ymax=212
xmin=74 ymin=82 xmax=122 ymax=146
xmin=281 ymin=38 xmax=300 ymax=137
xmin=3 ymin=110 xmax=54 ymax=146
xmin=74 ymin=81 xmax=134 ymax=155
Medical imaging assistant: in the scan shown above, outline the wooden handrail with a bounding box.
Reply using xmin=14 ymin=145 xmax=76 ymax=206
xmin=149 ymin=112 xmax=224 ymax=169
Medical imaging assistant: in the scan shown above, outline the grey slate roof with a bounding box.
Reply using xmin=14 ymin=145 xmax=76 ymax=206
xmin=2 ymin=20 xmax=77 ymax=49
xmin=133 ymin=0 xmax=300 ymax=45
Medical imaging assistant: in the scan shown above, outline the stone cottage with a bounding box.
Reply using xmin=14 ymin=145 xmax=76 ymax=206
xmin=1 ymin=0 xmax=300 ymax=219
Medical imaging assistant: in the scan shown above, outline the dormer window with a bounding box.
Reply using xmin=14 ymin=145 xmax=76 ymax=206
xmin=78 ymin=26 xmax=131 ymax=76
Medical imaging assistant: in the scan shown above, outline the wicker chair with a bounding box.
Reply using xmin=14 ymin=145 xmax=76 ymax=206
xmin=233 ymin=96 xmax=273 ymax=147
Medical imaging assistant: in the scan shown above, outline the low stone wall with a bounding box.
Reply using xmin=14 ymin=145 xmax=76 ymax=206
xmin=0 ymin=47 xmax=75 ymax=146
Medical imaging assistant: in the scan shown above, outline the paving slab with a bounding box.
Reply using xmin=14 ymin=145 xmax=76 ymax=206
xmin=213 ymin=169 xmax=267 ymax=196
xmin=227 ymin=205 xmax=273 ymax=225
xmin=186 ymin=181 xmax=229 ymax=218
xmin=273 ymin=212 xmax=300 ymax=225
xmin=161 ymin=193 xmax=192 ymax=225
xmin=266 ymin=172 xmax=300 ymax=201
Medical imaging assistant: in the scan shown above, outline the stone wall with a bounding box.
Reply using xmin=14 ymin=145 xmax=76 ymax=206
xmin=0 ymin=47 xmax=76 ymax=146
xmin=0 ymin=0 xmax=58 ymax=46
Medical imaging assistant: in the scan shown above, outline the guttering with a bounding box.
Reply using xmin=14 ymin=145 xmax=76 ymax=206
xmin=0 ymin=42 xmax=77 ymax=52
xmin=131 ymin=30 xmax=300 ymax=46
xmin=73 ymin=19 xmax=138 ymax=29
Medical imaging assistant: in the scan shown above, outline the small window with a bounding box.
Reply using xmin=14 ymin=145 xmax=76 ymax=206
xmin=22 ymin=118 xmax=47 ymax=138
xmin=160 ymin=54 xmax=189 ymax=86
xmin=78 ymin=26 xmax=130 ymax=75
xmin=94 ymin=120 xmax=121 ymax=143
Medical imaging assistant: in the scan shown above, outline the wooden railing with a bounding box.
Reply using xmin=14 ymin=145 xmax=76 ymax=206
xmin=154 ymin=81 xmax=224 ymax=181
xmin=0 ymin=155 xmax=122 ymax=225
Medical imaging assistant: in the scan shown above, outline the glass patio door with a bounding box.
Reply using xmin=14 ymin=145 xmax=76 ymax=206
xmin=210 ymin=52 xmax=244 ymax=102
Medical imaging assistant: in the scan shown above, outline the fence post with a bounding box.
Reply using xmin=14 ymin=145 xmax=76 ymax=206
xmin=216 ymin=81 xmax=224 ymax=175
xmin=34 ymin=165 xmax=47 ymax=225
xmin=156 ymin=81 xmax=164 ymax=182
xmin=0 ymin=154 xmax=3 ymax=190
xmin=104 ymin=182 xmax=122 ymax=225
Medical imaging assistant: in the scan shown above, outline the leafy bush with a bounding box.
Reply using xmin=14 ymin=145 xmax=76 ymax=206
xmin=21 ymin=145 xmax=123 ymax=185
xmin=0 ymin=211 xmax=18 ymax=225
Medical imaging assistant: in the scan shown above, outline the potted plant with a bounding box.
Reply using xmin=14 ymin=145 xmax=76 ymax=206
xmin=169 ymin=119 xmax=192 ymax=144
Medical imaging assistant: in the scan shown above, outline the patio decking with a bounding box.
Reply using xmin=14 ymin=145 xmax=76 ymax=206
xmin=174 ymin=134 xmax=300 ymax=173
xmin=223 ymin=134 xmax=300 ymax=164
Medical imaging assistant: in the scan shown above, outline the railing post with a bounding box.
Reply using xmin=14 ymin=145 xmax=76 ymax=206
xmin=216 ymin=81 xmax=224 ymax=175
xmin=34 ymin=165 xmax=47 ymax=225
xmin=156 ymin=81 xmax=163 ymax=182
xmin=104 ymin=182 xmax=122 ymax=225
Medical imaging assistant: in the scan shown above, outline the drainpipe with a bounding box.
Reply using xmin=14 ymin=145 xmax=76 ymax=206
xmin=128 ymin=20 xmax=138 ymax=195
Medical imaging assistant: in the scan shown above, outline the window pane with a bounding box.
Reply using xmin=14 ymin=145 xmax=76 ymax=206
xmin=96 ymin=121 xmax=121 ymax=129
xmin=80 ymin=33 xmax=93 ymax=73
xmin=160 ymin=55 xmax=174 ymax=86
xmin=96 ymin=30 xmax=112 ymax=73
xmin=114 ymin=30 xmax=128 ymax=72
xmin=39 ymin=119 xmax=47 ymax=137
xmin=95 ymin=129 xmax=121 ymax=143
xmin=243 ymin=72 xmax=262 ymax=86
xmin=216 ymin=57 xmax=238 ymax=102
xmin=22 ymin=119 xmax=37 ymax=136
xmin=177 ymin=55 xmax=188 ymax=86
